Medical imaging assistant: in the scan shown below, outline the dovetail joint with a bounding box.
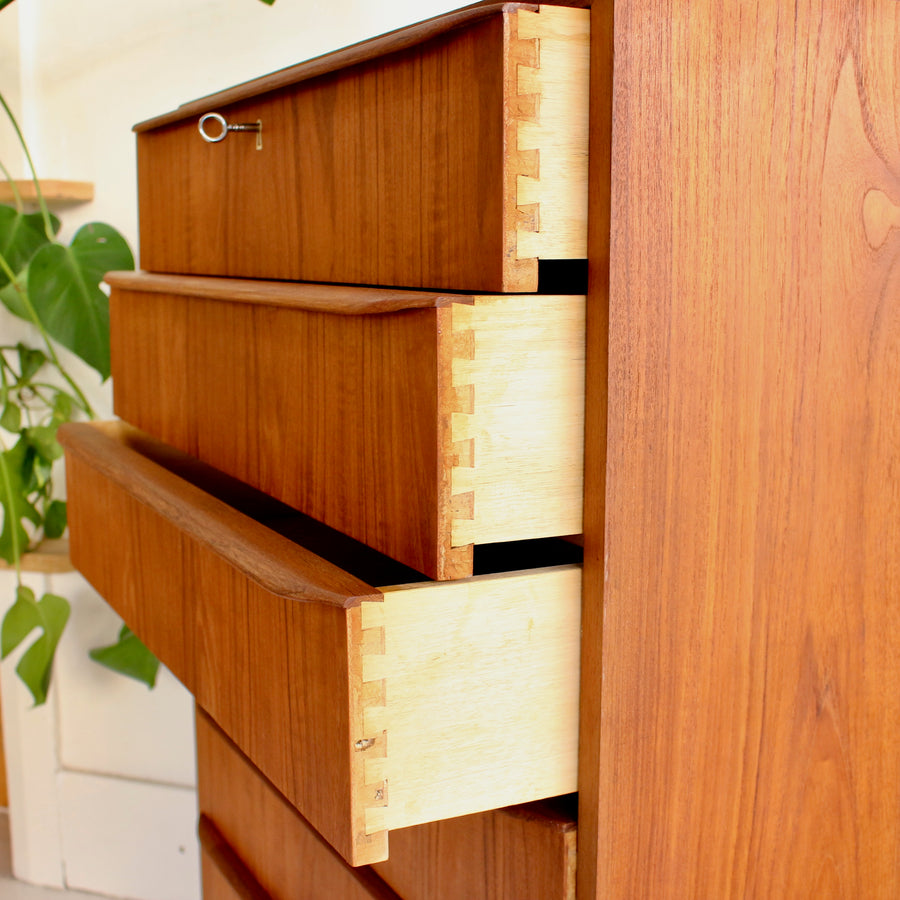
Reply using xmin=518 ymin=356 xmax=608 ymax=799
xmin=509 ymin=16 xmax=542 ymax=261
xmin=359 ymin=613 xmax=388 ymax=833
xmin=450 ymin=303 xmax=476 ymax=537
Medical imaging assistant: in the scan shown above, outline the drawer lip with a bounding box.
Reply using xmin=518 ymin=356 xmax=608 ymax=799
xmin=133 ymin=2 xmax=538 ymax=133
xmin=104 ymin=271 xmax=471 ymax=316
xmin=58 ymin=420 xmax=381 ymax=609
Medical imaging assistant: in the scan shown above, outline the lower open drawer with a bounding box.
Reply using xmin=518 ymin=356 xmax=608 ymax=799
xmin=60 ymin=421 xmax=580 ymax=867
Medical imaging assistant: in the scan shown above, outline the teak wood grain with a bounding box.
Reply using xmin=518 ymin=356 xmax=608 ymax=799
xmin=584 ymin=1 xmax=900 ymax=897
xmin=197 ymin=713 xmax=399 ymax=900
xmin=199 ymin=817 xmax=273 ymax=900
xmin=108 ymin=274 xmax=585 ymax=580
xmin=372 ymin=797 xmax=576 ymax=900
xmin=135 ymin=5 xmax=588 ymax=293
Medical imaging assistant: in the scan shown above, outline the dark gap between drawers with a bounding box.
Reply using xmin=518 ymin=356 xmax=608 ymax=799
xmin=128 ymin=432 xmax=582 ymax=587
xmin=537 ymin=259 xmax=589 ymax=295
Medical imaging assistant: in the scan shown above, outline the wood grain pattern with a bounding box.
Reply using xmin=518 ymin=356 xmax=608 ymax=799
xmin=591 ymin=2 xmax=900 ymax=896
xmin=134 ymin=2 xmax=590 ymax=133
xmin=135 ymin=7 xmax=588 ymax=292
xmin=109 ymin=282 xmax=459 ymax=580
xmin=576 ymin=2 xmax=610 ymax=898
xmin=105 ymin=271 xmax=463 ymax=315
xmin=58 ymin=421 xmax=376 ymax=607
xmin=449 ymin=294 xmax=584 ymax=547
xmin=360 ymin=565 xmax=580 ymax=834
xmin=372 ymin=796 xmax=576 ymax=900
xmin=199 ymin=707 xmax=575 ymax=900
xmin=199 ymin=817 xmax=272 ymax=900
xmin=109 ymin=278 xmax=585 ymax=580
xmin=197 ymin=712 xmax=400 ymax=900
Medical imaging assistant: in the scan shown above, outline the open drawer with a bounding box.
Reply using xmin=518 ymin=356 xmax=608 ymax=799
xmin=107 ymin=272 xmax=585 ymax=581
xmin=134 ymin=4 xmax=589 ymax=293
xmin=59 ymin=421 xmax=581 ymax=867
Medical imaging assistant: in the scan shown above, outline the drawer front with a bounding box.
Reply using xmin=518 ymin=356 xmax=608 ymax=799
xmin=198 ymin=710 xmax=575 ymax=900
xmin=60 ymin=421 xmax=580 ymax=868
xmin=135 ymin=5 xmax=588 ymax=293
xmin=108 ymin=273 xmax=585 ymax=580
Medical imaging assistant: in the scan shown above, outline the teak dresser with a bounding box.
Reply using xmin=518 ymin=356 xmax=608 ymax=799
xmin=61 ymin=0 xmax=900 ymax=897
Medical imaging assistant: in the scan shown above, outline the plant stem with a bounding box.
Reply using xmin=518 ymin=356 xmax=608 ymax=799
xmin=0 ymin=431 xmax=23 ymax=579
xmin=0 ymin=90 xmax=53 ymax=240
xmin=0 ymin=156 xmax=23 ymax=212
xmin=0 ymin=250 xmax=96 ymax=418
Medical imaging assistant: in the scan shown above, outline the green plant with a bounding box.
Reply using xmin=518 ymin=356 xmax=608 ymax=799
xmin=0 ymin=90 xmax=159 ymax=704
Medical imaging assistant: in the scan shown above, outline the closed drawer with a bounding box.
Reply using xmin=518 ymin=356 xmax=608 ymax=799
xmin=134 ymin=4 xmax=589 ymax=293
xmin=107 ymin=272 xmax=585 ymax=580
xmin=59 ymin=421 xmax=581 ymax=868
xmin=197 ymin=709 xmax=575 ymax=900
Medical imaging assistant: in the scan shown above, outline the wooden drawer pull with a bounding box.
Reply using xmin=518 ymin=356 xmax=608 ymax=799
xmin=198 ymin=112 xmax=262 ymax=150
xmin=58 ymin=420 xmax=377 ymax=608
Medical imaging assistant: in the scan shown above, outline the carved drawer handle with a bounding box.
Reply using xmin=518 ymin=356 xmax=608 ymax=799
xmin=198 ymin=112 xmax=262 ymax=150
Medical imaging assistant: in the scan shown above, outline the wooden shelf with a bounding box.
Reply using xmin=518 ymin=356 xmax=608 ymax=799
xmin=0 ymin=180 xmax=94 ymax=208
xmin=0 ymin=538 xmax=73 ymax=574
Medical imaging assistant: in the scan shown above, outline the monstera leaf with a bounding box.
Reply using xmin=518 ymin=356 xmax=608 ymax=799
xmin=27 ymin=222 xmax=133 ymax=380
xmin=90 ymin=625 xmax=160 ymax=689
xmin=0 ymin=437 xmax=41 ymax=564
xmin=1 ymin=585 xmax=70 ymax=706
xmin=0 ymin=205 xmax=59 ymax=288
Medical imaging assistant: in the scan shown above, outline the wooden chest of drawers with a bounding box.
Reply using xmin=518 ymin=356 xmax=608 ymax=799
xmin=62 ymin=1 xmax=592 ymax=894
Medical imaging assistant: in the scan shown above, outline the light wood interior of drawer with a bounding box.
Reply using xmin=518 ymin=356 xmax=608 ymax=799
xmin=360 ymin=566 xmax=581 ymax=835
xmin=449 ymin=293 xmax=585 ymax=547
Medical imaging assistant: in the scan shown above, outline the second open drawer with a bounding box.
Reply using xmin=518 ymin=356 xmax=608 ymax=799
xmin=107 ymin=272 xmax=585 ymax=581
xmin=60 ymin=421 xmax=581 ymax=868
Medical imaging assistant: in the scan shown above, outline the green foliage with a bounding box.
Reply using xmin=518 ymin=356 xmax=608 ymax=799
xmin=1 ymin=585 xmax=70 ymax=706
xmin=28 ymin=223 xmax=132 ymax=379
xmin=0 ymin=88 xmax=155 ymax=705
xmin=90 ymin=625 xmax=160 ymax=689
